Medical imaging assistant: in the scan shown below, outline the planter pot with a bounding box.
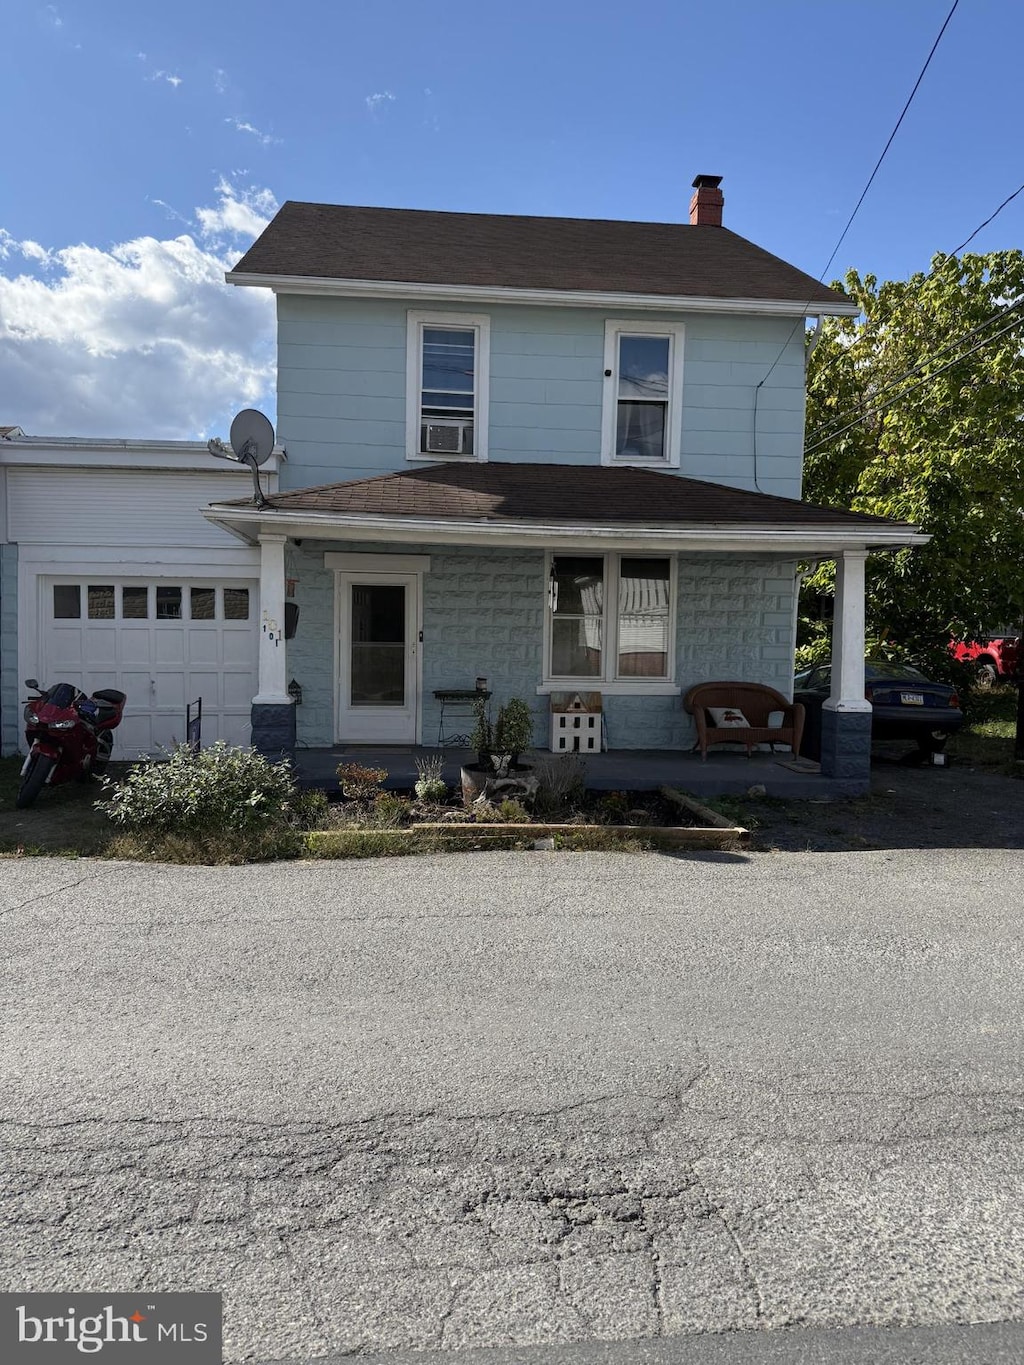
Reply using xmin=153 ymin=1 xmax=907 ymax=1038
xmin=461 ymin=763 xmax=535 ymax=807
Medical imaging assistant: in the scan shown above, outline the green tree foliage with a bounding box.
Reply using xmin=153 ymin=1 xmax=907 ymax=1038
xmin=802 ymin=250 xmax=1024 ymax=664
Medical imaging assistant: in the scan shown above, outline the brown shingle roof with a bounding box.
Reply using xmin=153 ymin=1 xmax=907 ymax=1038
xmin=222 ymin=462 xmax=906 ymax=531
xmin=230 ymin=202 xmax=849 ymax=307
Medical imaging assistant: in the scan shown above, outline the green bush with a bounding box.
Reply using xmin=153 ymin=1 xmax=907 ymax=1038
xmin=97 ymin=743 xmax=299 ymax=838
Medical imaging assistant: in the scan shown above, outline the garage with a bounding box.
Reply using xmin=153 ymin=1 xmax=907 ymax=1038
xmin=1 ymin=434 xmax=277 ymax=758
xmin=42 ymin=577 xmax=258 ymax=755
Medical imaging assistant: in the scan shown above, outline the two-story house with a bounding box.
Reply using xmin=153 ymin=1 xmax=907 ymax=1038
xmin=207 ymin=176 xmax=924 ymax=789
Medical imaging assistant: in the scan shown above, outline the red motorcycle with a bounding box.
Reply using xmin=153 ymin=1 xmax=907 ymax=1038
xmin=17 ymin=679 xmax=127 ymax=809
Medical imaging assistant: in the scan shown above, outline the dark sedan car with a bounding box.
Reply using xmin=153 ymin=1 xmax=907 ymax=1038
xmin=794 ymin=661 xmax=964 ymax=756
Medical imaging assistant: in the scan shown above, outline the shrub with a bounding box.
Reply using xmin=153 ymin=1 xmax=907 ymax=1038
xmin=368 ymin=792 xmax=413 ymax=829
xmin=337 ymin=761 xmax=388 ymax=803
xmin=532 ymin=752 xmax=587 ymax=816
xmin=286 ymin=788 xmax=330 ymax=829
xmin=493 ymin=698 xmax=534 ymax=756
xmin=97 ymin=743 xmax=298 ymax=838
xmin=496 ymin=798 xmax=531 ymax=823
xmin=414 ymin=754 xmax=447 ymax=802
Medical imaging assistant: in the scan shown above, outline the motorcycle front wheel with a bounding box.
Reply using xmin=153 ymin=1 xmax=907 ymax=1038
xmin=16 ymin=753 xmax=55 ymax=809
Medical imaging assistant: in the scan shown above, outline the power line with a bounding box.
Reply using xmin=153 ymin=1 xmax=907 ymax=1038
xmin=805 ymin=294 xmax=1024 ymax=448
xmin=803 ymin=309 xmax=1024 ymax=457
xmin=948 ymin=178 xmax=1024 ymax=255
xmin=756 ymin=0 xmax=961 ymax=394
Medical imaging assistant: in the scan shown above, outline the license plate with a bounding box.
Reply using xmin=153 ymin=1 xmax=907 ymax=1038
xmin=901 ymin=692 xmax=924 ymax=705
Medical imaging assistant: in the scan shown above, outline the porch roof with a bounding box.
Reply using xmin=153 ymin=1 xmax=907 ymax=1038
xmin=206 ymin=462 xmax=925 ymax=554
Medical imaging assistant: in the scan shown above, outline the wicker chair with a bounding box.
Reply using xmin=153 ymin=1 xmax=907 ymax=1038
xmin=683 ymin=681 xmax=804 ymax=761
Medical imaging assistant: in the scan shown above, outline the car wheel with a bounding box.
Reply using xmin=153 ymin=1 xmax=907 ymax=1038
xmin=916 ymin=731 xmax=949 ymax=754
xmin=975 ymin=660 xmax=998 ymax=689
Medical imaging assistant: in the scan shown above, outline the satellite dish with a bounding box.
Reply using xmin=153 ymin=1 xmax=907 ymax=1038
xmin=229 ymin=409 xmax=275 ymax=466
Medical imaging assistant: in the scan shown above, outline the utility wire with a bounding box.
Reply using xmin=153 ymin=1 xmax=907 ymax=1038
xmin=947 ymin=178 xmax=1024 ymax=255
xmin=803 ymin=309 xmax=1024 ymax=457
xmin=756 ymin=0 xmax=961 ymax=394
xmin=805 ymin=293 xmax=1024 ymax=448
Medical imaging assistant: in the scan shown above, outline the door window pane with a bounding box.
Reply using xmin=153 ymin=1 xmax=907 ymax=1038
xmin=550 ymin=557 xmax=604 ymax=677
xmin=350 ymin=585 xmax=405 ymax=705
xmin=190 ymin=588 xmax=215 ymax=620
xmin=87 ymin=586 xmax=115 ymax=619
xmin=53 ymin=585 xmax=81 ymax=619
xmin=122 ymin=586 xmax=149 ymax=619
xmin=617 ymin=557 xmax=670 ymax=677
xmin=155 ymin=586 xmax=182 ymax=620
xmin=223 ymin=588 xmax=249 ymax=620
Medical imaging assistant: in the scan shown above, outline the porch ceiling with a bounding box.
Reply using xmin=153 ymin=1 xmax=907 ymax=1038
xmin=205 ymin=463 xmax=927 ymax=555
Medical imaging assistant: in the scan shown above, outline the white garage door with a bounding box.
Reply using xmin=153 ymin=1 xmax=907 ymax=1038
xmin=42 ymin=578 xmax=258 ymax=757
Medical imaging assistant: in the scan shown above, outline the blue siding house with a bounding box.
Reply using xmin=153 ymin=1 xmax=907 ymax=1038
xmin=207 ymin=177 xmax=923 ymax=787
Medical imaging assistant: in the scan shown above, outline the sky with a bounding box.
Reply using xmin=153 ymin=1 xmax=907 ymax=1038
xmin=2 ymin=0 xmax=1022 ymax=441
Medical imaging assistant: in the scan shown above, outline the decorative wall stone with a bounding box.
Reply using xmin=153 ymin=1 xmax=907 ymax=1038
xmin=251 ymin=702 xmax=296 ymax=761
xmin=819 ymin=708 xmax=871 ymax=790
xmin=283 ymin=543 xmax=798 ymax=752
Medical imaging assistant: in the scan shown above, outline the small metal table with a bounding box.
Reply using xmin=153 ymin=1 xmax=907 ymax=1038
xmin=433 ymin=688 xmax=491 ymax=747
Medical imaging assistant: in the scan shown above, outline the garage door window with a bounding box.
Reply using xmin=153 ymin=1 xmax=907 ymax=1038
xmin=156 ymin=586 xmax=182 ymax=620
xmin=88 ymin=586 xmax=115 ymax=619
xmin=54 ymin=583 xmax=250 ymax=621
xmin=53 ymin=585 xmax=81 ymax=618
xmin=191 ymin=587 xmax=215 ymax=620
xmin=224 ymin=588 xmax=250 ymax=620
xmin=122 ymin=587 xmax=149 ymax=619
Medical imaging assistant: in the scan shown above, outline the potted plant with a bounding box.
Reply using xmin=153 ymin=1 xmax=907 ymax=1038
xmin=494 ymin=697 xmax=534 ymax=770
xmin=461 ymin=696 xmax=536 ymax=804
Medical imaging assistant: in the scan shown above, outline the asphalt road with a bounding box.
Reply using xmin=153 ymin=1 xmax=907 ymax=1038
xmin=2 ymin=848 xmax=1024 ymax=1362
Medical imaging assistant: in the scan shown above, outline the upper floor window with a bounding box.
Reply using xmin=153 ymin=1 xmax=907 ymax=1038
xmin=406 ymin=310 xmax=490 ymax=462
xmin=601 ymin=320 xmax=685 ymax=468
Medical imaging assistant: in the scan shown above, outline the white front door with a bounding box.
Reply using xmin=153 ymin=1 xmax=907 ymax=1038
xmin=336 ymin=573 xmax=419 ymax=743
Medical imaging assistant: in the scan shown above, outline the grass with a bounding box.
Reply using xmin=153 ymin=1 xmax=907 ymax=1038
xmin=947 ymin=685 xmax=1021 ymax=771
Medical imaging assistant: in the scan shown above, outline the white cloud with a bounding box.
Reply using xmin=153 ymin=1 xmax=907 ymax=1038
xmin=0 ymin=180 xmax=278 ymax=439
xmin=365 ymin=91 xmax=396 ymax=113
xmin=151 ymin=70 xmax=182 ymax=88
xmin=45 ymin=5 xmax=62 ymax=28
xmin=214 ymin=67 xmax=228 ymax=95
xmin=227 ymin=117 xmax=281 ymax=147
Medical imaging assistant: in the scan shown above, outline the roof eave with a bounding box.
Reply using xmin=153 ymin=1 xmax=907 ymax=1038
xmin=224 ymin=270 xmax=858 ymax=317
xmin=203 ymin=504 xmax=924 ymax=553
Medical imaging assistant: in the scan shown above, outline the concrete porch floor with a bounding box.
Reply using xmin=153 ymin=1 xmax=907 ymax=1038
xmin=295 ymin=746 xmax=864 ymax=799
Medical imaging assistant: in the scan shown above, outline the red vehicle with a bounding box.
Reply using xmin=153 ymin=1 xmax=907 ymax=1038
xmin=17 ymin=678 xmax=127 ymax=809
xmin=951 ymin=631 xmax=1021 ymax=687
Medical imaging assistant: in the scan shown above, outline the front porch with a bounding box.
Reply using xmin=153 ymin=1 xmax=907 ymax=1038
xmin=294 ymin=744 xmax=863 ymax=799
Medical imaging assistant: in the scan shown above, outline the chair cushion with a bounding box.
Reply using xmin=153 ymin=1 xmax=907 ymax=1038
xmin=708 ymin=706 xmax=750 ymax=728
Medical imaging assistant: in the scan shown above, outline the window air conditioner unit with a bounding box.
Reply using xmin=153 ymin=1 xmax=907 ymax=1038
xmin=424 ymin=420 xmax=472 ymax=455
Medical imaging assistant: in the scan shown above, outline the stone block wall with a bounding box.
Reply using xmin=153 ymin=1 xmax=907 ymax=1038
xmin=282 ymin=543 xmax=797 ymax=751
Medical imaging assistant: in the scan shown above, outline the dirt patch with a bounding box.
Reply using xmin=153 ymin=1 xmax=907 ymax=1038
xmin=739 ymin=750 xmax=1024 ymax=853
xmin=0 ymin=758 xmax=126 ymax=855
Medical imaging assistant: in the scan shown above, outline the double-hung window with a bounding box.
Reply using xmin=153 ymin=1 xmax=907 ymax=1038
xmin=546 ymin=553 xmax=675 ymax=687
xmin=601 ymin=319 xmax=685 ymax=467
xmin=406 ymin=310 xmax=490 ymax=461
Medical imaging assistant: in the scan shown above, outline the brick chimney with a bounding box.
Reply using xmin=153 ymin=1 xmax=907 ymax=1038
xmin=689 ymin=174 xmax=724 ymax=226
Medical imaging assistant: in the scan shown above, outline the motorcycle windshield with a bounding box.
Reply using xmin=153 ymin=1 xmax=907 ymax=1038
xmin=46 ymin=683 xmax=78 ymax=707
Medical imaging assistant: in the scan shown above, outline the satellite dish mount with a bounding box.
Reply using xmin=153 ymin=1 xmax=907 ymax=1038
xmin=208 ymin=409 xmax=275 ymax=508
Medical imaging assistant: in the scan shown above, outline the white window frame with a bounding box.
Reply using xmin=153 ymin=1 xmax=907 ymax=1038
xmin=540 ymin=551 xmax=679 ymax=695
xmin=600 ymin=319 xmax=685 ymax=469
xmin=406 ymin=310 xmax=490 ymax=463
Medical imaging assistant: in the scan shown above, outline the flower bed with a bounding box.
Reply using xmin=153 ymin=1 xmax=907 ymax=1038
xmin=329 ymin=758 xmax=748 ymax=853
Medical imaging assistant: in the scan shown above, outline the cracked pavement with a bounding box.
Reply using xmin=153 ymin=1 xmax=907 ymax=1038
xmin=2 ymin=849 xmax=1024 ymax=1360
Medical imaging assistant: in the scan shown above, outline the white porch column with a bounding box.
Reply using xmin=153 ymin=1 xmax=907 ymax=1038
xmin=253 ymin=532 xmax=291 ymax=704
xmin=824 ymin=549 xmax=871 ymax=713
xmin=819 ymin=548 xmax=872 ymax=788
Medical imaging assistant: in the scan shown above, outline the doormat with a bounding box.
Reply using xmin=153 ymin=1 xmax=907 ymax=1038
xmin=774 ymin=757 xmax=821 ymax=773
